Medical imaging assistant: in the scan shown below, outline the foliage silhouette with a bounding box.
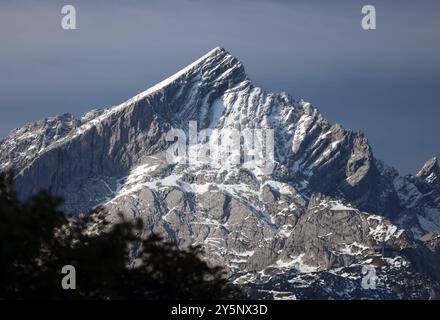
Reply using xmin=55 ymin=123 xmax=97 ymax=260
xmin=0 ymin=171 xmax=244 ymax=299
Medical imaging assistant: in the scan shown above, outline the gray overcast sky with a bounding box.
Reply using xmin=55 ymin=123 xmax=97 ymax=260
xmin=0 ymin=0 xmax=439 ymax=174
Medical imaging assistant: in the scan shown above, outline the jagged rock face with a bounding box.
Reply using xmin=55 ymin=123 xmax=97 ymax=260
xmin=417 ymin=157 xmax=439 ymax=186
xmin=244 ymin=263 xmax=437 ymax=300
xmin=1 ymin=47 xmax=440 ymax=299
xmin=0 ymin=113 xmax=79 ymax=173
xmin=421 ymin=231 xmax=440 ymax=253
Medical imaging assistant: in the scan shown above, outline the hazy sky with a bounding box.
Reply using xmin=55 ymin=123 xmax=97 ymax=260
xmin=0 ymin=0 xmax=439 ymax=174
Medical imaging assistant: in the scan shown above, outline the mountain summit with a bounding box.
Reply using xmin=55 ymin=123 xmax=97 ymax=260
xmin=417 ymin=157 xmax=439 ymax=185
xmin=1 ymin=48 xmax=440 ymax=299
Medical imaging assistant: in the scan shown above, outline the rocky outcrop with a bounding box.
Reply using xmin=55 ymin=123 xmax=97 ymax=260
xmin=417 ymin=157 xmax=439 ymax=185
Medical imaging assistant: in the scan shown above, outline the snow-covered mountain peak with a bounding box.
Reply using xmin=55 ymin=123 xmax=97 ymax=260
xmin=106 ymin=47 xmax=239 ymax=106
xmin=134 ymin=46 xmax=244 ymax=94
xmin=2 ymin=47 xmax=440 ymax=299
xmin=417 ymin=157 xmax=439 ymax=185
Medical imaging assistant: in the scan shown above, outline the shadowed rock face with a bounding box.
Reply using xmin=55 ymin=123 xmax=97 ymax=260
xmin=2 ymin=47 xmax=440 ymax=299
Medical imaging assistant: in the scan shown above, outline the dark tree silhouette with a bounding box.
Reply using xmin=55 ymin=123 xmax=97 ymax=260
xmin=0 ymin=171 xmax=244 ymax=299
